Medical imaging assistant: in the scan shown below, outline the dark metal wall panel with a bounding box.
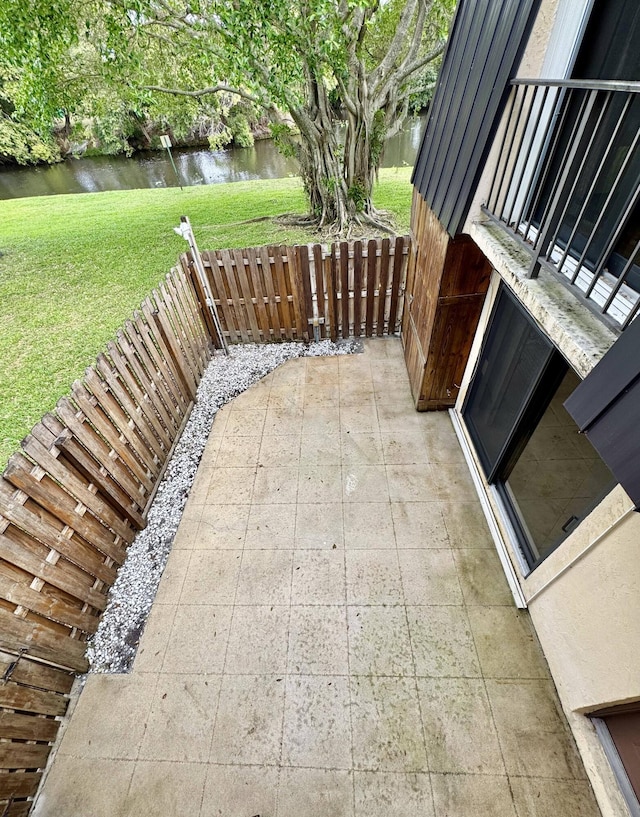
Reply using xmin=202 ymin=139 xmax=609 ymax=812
xmin=564 ymin=316 xmax=640 ymax=507
xmin=412 ymin=0 xmax=540 ymax=237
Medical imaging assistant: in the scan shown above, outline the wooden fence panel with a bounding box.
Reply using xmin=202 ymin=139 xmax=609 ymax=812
xmin=188 ymin=237 xmax=409 ymax=345
xmin=0 ymin=266 xmax=210 ymax=810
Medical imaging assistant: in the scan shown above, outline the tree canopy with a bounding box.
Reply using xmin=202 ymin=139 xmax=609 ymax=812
xmin=1 ymin=0 xmax=455 ymax=233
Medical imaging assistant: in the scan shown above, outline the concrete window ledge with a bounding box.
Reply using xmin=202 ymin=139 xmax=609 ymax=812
xmin=470 ymin=219 xmax=618 ymax=378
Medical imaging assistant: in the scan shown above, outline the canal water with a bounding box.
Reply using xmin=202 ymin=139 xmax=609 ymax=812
xmin=0 ymin=116 xmax=426 ymax=200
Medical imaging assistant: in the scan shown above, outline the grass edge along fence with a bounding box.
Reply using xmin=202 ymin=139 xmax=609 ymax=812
xmin=0 ymin=234 xmax=410 ymax=815
xmin=0 ymin=265 xmax=211 ymax=815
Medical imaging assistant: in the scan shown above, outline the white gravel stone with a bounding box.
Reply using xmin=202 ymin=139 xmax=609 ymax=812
xmin=86 ymin=339 xmax=360 ymax=673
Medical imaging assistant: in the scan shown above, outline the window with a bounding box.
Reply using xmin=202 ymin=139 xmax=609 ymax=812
xmin=463 ymin=285 xmax=617 ymax=569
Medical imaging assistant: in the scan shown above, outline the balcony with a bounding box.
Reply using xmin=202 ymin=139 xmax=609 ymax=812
xmin=483 ymin=78 xmax=640 ymax=331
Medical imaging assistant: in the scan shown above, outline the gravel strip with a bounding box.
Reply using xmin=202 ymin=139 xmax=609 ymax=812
xmin=87 ymin=339 xmax=360 ymax=674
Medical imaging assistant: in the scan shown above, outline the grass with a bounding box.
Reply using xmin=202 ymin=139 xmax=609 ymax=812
xmin=0 ymin=166 xmax=412 ymax=468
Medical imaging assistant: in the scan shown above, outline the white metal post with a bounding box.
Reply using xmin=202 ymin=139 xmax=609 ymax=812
xmin=174 ymin=216 xmax=229 ymax=355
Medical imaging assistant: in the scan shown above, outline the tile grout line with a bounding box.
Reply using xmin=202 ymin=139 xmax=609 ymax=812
xmin=197 ymin=377 xmax=271 ymax=815
xmin=275 ymin=364 xmax=305 ymax=817
xmin=388 ymin=438 xmax=439 ymax=817
xmin=338 ymin=356 xmax=358 ymax=817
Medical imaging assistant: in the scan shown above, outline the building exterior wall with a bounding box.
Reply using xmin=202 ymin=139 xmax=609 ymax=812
xmin=452 ymin=241 xmax=640 ymax=817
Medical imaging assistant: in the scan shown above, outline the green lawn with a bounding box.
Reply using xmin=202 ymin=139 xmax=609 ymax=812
xmin=0 ymin=167 xmax=412 ymax=468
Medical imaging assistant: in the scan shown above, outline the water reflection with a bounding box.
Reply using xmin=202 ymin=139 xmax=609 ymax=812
xmin=0 ymin=115 xmax=426 ymax=200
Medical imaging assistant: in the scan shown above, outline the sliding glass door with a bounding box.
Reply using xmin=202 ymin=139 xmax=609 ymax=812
xmin=463 ymin=286 xmax=617 ymax=569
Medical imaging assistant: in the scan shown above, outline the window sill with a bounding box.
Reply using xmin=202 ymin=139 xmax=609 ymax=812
xmin=470 ymin=219 xmax=618 ymax=377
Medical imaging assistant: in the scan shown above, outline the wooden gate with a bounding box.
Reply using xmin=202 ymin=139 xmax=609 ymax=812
xmin=184 ymin=236 xmax=410 ymax=345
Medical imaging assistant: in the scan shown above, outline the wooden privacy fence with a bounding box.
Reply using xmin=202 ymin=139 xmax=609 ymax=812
xmin=0 ymin=267 xmax=210 ymax=815
xmin=183 ymin=236 xmax=410 ymax=346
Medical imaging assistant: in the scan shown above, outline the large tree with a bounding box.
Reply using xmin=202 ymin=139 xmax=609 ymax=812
xmin=1 ymin=0 xmax=453 ymax=233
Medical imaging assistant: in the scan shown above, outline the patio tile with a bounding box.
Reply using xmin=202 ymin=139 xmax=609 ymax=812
xmin=346 ymin=550 xmax=403 ymax=605
xmin=229 ymin=379 xmax=271 ymax=409
xmin=354 ymin=771 xmax=433 ymax=817
xmin=386 ymin=464 xmax=437 ymax=502
xmin=298 ymin=464 xmax=343 ymax=503
xmin=139 ymin=674 xmax=221 ymax=763
xmin=295 ymin=503 xmax=344 ymax=548
xmin=486 ymin=679 xmax=586 ymax=778
xmin=264 ymin=406 xmax=304 ymax=435
xmin=453 ymin=548 xmax=513 ymax=606
xmin=124 ymin=761 xmax=207 ymax=817
xmin=292 ymin=550 xmax=346 ymax=604
xmin=348 ymin=606 xmax=414 ymax=676
xmin=224 ymin=408 xmax=267 ymax=436
xmin=391 ymin=501 xmax=450 ymax=548
xmin=343 ymin=465 xmax=390 ymax=502
xmin=245 ymin=502 xmax=296 ymax=548
xmin=268 ymin=388 xmax=305 ymax=409
xmin=430 ymin=772 xmax=516 ymax=817
xmin=282 ymin=675 xmax=352 ymax=768
xmin=509 ymin=778 xmax=602 ymax=817
xmin=305 ymin=383 xmax=340 ymax=405
xmin=179 ymin=551 xmax=241 ymax=604
xmin=277 ymin=768 xmax=354 ymax=817
xmin=225 ymin=605 xmax=289 ymax=674
xmin=351 ymin=676 xmax=428 ymax=772
xmin=305 ymin=357 xmax=340 ymax=384
xmin=430 ymin=462 xmax=477 ymax=502
xmin=288 ymin=605 xmax=349 ymax=675
xmin=197 ymin=505 xmax=249 ymax=549
xmin=252 ymin=466 xmax=299 ymax=504
xmin=343 ymin=502 xmax=395 ymax=548
xmin=188 ymin=467 xmax=214 ymax=505
xmin=134 ymin=603 xmax=177 ymax=673
xmin=235 ymin=549 xmax=293 ymax=605
xmin=162 ymin=605 xmax=232 ymax=674
xmin=341 ymin=431 xmax=384 ymax=465
xmin=206 ymin=467 xmax=256 ymax=505
xmin=340 ymin=383 xmax=378 ymax=406
xmin=200 ymin=765 xmax=278 ymax=817
xmin=171 ymin=516 xmax=200 ymax=550
xmin=215 ymin=434 xmax=262 ymax=467
xmin=258 ymin=433 xmax=301 ymax=467
xmin=153 ymin=550 xmax=190 ymax=603
xmin=398 ymin=549 xmax=463 ymax=605
xmin=417 ymin=677 xmax=504 ymax=774
xmin=440 ymin=499 xmax=493 ymax=548
xmin=302 ymin=404 xmax=341 ymax=435
xmin=341 ymin=404 xmax=379 ymax=434
xmin=209 ymin=675 xmax=285 ymax=765
xmin=381 ymin=431 xmax=431 ymax=464
xmin=31 ymin=756 xmax=134 ymax=817
xmin=59 ymin=674 xmax=157 ymax=760
xmin=467 ymin=606 xmax=551 ymax=679
xmin=407 ymin=606 xmax=481 ymax=678
xmin=377 ymin=403 xmax=430 ymax=432
xmin=300 ymin=432 xmax=342 ymax=465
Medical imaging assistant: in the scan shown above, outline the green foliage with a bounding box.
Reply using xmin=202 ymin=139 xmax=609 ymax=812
xmin=0 ymin=115 xmax=60 ymax=164
xmin=0 ymin=168 xmax=411 ymax=468
xmin=269 ymin=122 xmax=298 ymax=158
xmin=208 ymin=125 xmax=233 ymax=151
xmin=227 ymin=104 xmax=255 ymax=148
xmin=347 ymin=181 xmax=367 ymax=211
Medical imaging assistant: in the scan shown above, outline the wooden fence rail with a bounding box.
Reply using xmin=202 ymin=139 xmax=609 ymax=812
xmin=0 ymin=266 xmax=210 ymax=814
xmin=184 ymin=236 xmax=410 ymax=346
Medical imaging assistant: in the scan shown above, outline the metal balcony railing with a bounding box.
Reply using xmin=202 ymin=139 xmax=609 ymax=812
xmin=483 ymin=79 xmax=640 ymax=331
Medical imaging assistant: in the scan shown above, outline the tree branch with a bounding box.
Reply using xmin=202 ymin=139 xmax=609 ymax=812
xmin=143 ymin=84 xmax=269 ymax=108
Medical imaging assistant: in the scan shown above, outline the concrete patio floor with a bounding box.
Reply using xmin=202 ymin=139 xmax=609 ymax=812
xmin=33 ymin=339 xmax=601 ymax=817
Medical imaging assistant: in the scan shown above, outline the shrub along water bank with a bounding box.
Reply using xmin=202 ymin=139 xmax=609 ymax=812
xmin=0 ymin=167 xmax=412 ymax=468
